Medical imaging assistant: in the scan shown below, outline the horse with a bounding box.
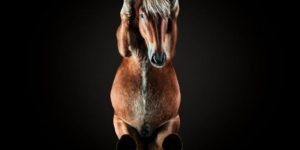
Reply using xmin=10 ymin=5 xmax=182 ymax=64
xmin=110 ymin=0 xmax=181 ymax=149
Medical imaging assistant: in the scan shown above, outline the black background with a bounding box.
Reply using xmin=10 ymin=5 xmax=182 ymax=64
xmin=23 ymin=0 xmax=284 ymax=149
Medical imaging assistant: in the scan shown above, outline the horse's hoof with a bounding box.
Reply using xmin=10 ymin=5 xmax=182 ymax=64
xmin=116 ymin=135 xmax=136 ymax=150
xmin=162 ymin=134 xmax=183 ymax=150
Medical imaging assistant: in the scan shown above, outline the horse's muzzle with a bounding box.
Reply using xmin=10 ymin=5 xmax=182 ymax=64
xmin=151 ymin=52 xmax=166 ymax=67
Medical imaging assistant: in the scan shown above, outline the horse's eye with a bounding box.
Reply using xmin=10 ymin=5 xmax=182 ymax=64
xmin=140 ymin=13 xmax=144 ymax=19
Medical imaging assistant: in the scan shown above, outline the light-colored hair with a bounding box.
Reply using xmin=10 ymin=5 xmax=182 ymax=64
xmin=142 ymin=0 xmax=171 ymax=17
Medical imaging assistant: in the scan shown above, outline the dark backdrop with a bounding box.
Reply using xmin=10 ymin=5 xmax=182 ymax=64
xmin=24 ymin=0 xmax=284 ymax=149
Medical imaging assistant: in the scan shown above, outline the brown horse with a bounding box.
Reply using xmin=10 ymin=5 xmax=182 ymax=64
xmin=111 ymin=0 xmax=181 ymax=149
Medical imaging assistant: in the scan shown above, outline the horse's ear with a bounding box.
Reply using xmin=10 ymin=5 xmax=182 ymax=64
xmin=162 ymin=134 xmax=183 ymax=150
xmin=169 ymin=0 xmax=179 ymax=16
xmin=121 ymin=0 xmax=136 ymax=18
xmin=117 ymin=0 xmax=137 ymax=57
xmin=116 ymin=135 xmax=136 ymax=150
xmin=169 ymin=0 xmax=179 ymax=8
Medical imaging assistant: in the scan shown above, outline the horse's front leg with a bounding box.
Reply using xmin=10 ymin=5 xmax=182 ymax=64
xmin=113 ymin=115 xmax=130 ymax=138
xmin=113 ymin=115 xmax=142 ymax=150
xmin=155 ymin=115 xmax=183 ymax=150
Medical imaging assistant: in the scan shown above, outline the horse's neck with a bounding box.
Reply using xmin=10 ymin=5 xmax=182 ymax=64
xmin=130 ymin=47 xmax=150 ymax=71
xmin=134 ymin=54 xmax=150 ymax=74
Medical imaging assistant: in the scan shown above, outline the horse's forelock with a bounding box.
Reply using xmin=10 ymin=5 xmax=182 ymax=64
xmin=142 ymin=0 xmax=170 ymax=18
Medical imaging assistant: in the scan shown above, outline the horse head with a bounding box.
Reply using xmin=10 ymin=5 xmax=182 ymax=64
xmin=117 ymin=0 xmax=180 ymax=68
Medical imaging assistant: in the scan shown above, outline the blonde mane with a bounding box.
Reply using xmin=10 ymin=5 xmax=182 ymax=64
xmin=142 ymin=0 xmax=171 ymax=17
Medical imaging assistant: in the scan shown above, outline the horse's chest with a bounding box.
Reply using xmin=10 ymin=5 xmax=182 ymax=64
xmin=118 ymin=74 xmax=164 ymax=116
xmin=111 ymin=63 xmax=179 ymax=130
xmin=127 ymin=69 xmax=157 ymax=119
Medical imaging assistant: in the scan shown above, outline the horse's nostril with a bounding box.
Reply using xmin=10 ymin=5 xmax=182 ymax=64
xmin=151 ymin=52 xmax=166 ymax=66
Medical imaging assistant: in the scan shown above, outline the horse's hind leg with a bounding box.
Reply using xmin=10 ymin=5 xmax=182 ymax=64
xmin=155 ymin=115 xmax=182 ymax=150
